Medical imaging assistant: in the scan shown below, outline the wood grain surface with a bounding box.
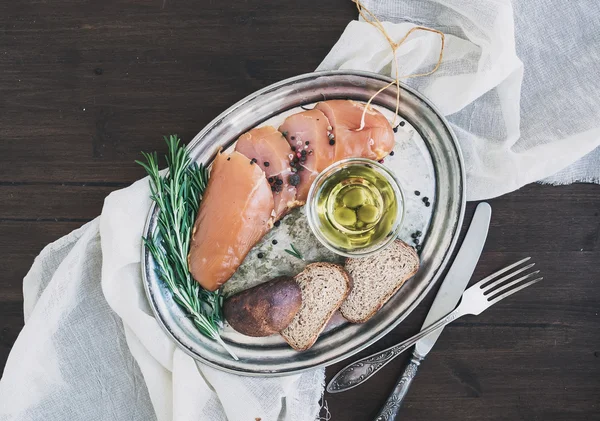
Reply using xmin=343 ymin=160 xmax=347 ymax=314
xmin=1 ymin=0 xmax=599 ymax=420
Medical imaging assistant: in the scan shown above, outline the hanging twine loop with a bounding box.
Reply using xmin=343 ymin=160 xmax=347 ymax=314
xmin=353 ymin=0 xmax=446 ymax=130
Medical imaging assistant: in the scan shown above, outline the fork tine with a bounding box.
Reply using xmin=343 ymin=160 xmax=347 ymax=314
xmin=476 ymin=257 xmax=531 ymax=287
xmin=486 ymin=270 xmax=540 ymax=298
xmin=488 ymin=277 xmax=543 ymax=305
xmin=481 ymin=263 xmax=536 ymax=294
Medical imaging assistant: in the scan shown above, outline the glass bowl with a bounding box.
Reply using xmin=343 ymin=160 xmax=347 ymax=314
xmin=306 ymin=158 xmax=405 ymax=258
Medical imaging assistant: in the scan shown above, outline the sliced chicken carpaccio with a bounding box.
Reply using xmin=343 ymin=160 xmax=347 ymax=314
xmin=188 ymin=151 xmax=274 ymax=291
xmin=278 ymin=109 xmax=334 ymax=203
xmin=315 ymin=100 xmax=395 ymax=161
xmin=235 ymin=126 xmax=299 ymax=219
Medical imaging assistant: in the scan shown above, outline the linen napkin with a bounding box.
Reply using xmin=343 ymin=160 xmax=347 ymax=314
xmin=319 ymin=0 xmax=600 ymax=199
xmin=0 ymin=178 xmax=324 ymax=421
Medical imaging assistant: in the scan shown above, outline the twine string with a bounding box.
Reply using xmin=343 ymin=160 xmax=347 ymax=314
xmin=353 ymin=0 xmax=445 ymax=130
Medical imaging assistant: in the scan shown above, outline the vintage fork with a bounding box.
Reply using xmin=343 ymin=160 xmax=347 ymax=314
xmin=327 ymin=257 xmax=543 ymax=394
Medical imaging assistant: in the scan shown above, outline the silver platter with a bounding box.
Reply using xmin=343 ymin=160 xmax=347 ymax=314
xmin=142 ymin=71 xmax=465 ymax=376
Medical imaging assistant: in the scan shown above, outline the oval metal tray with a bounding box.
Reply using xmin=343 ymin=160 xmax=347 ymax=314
xmin=142 ymin=71 xmax=465 ymax=376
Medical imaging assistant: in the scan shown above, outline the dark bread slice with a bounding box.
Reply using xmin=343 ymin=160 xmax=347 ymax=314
xmin=224 ymin=276 xmax=302 ymax=337
xmin=281 ymin=263 xmax=351 ymax=351
xmin=341 ymin=240 xmax=419 ymax=323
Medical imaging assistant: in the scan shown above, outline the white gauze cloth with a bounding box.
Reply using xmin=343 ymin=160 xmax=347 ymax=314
xmin=318 ymin=0 xmax=600 ymax=199
xmin=0 ymin=178 xmax=324 ymax=421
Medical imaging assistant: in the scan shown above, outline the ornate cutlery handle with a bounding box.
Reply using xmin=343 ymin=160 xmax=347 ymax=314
xmin=327 ymin=307 xmax=461 ymax=393
xmin=326 ymin=335 xmax=417 ymax=392
xmin=373 ymin=353 xmax=423 ymax=421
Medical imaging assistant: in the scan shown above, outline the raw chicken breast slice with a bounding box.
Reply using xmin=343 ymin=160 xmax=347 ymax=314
xmin=188 ymin=151 xmax=274 ymax=291
xmin=279 ymin=109 xmax=334 ymax=202
xmin=235 ymin=126 xmax=300 ymax=219
xmin=315 ymin=100 xmax=395 ymax=161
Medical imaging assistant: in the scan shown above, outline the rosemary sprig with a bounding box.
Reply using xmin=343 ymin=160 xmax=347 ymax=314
xmin=284 ymin=243 xmax=304 ymax=260
xmin=137 ymin=135 xmax=238 ymax=360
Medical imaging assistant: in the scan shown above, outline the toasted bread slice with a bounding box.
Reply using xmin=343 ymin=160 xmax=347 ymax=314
xmin=341 ymin=240 xmax=419 ymax=323
xmin=281 ymin=263 xmax=351 ymax=351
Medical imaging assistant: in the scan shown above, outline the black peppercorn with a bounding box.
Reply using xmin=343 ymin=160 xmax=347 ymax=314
xmin=288 ymin=173 xmax=301 ymax=186
xmin=257 ymin=252 xmax=264 ymax=258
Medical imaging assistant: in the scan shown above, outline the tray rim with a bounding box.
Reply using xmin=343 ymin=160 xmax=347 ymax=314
xmin=141 ymin=69 xmax=466 ymax=376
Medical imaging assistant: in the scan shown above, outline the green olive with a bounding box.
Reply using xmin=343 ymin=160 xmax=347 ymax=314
xmin=342 ymin=188 xmax=367 ymax=208
xmin=334 ymin=207 xmax=357 ymax=226
xmin=357 ymin=204 xmax=379 ymax=223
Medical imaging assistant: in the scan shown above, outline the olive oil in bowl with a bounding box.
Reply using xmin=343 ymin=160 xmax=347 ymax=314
xmin=307 ymin=158 xmax=404 ymax=257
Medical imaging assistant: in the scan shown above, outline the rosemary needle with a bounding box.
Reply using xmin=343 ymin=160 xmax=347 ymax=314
xmin=284 ymin=243 xmax=304 ymax=260
xmin=137 ymin=135 xmax=238 ymax=360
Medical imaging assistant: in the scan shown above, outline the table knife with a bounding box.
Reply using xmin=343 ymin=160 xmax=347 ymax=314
xmin=327 ymin=202 xmax=491 ymax=400
xmin=371 ymin=202 xmax=491 ymax=420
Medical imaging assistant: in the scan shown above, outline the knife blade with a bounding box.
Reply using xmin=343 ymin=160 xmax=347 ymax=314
xmin=415 ymin=201 xmax=491 ymax=356
xmin=370 ymin=202 xmax=491 ymax=420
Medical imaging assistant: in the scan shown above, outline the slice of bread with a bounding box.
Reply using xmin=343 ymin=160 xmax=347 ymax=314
xmin=281 ymin=263 xmax=351 ymax=351
xmin=341 ymin=240 xmax=419 ymax=323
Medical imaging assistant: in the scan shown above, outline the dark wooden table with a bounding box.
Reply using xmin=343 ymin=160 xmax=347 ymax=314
xmin=1 ymin=1 xmax=599 ymax=420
